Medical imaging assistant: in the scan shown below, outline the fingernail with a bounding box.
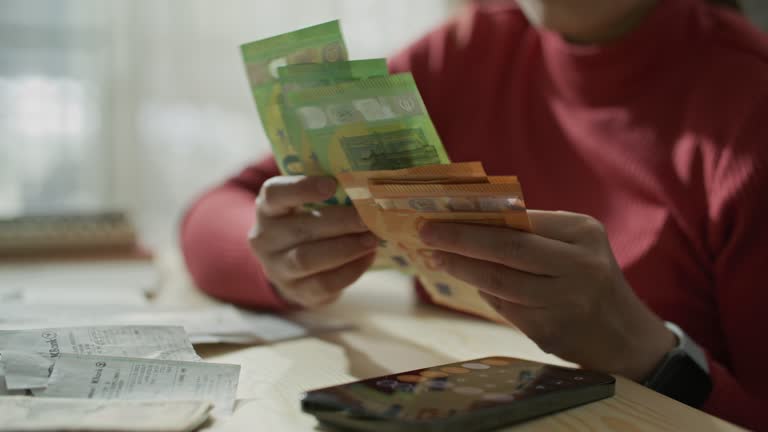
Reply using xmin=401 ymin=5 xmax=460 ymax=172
xmin=360 ymin=233 xmax=378 ymax=248
xmin=316 ymin=177 xmax=337 ymax=195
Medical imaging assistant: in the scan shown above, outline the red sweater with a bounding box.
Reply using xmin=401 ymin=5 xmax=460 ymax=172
xmin=181 ymin=0 xmax=768 ymax=428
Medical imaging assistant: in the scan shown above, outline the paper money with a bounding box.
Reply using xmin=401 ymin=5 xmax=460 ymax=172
xmin=242 ymin=24 xmax=455 ymax=272
xmin=0 ymin=397 xmax=213 ymax=432
xmin=36 ymin=353 xmax=240 ymax=415
xmin=370 ymin=182 xmax=526 ymax=213
xmin=0 ymin=326 xmax=199 ymax=390
xmin=277 ymin=58 xmax=388 ymax=92
xmin=338 ymin=162 xmax=487 ymax=271
xmin=241 ymin=20 xmax=348 ymax=176
xmin=338 ymin=163 xmax=531 ymax=322
xmin=279 ymin=58 xmax=389 ymax=184
xmin=282 ymin=73 xmax=450 ymax=182
xmin=280 ymin=72 xmax=452 ymax=271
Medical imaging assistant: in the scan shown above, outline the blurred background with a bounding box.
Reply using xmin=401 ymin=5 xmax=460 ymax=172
xmin=1 ymin=0 xmax=766 ymax=251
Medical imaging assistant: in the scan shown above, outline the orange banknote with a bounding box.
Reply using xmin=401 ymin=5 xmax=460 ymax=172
xmin=337 ymin=162 xmax=530 ymax=322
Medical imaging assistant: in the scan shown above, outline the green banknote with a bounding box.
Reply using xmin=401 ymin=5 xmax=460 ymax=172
xmin=241 ymin=21 xmax=348 ymax=175
xmin=277 ymin=58 xmax=389 ymax=92
xmin=278 ymin=58 xmax=390 ymax=184
xmin=283 ymin=73 xmax=450 ymax=204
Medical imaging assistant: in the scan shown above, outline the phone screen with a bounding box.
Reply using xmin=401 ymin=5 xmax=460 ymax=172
xmin=303 ymin=357 xmax=614 ymax=430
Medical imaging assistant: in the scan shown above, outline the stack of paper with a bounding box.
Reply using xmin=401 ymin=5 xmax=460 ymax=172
xmin=241 ymin=21 xmax=531 ymax=321
xmin=35 ymin=353 xmax=240 ymax=415
xmin=0 ymin=326 xmax=199 ymax=391
xmin=0 ymin=304 xmax=323 ymax=345
xmin=0 ymin=325 xmax=240 ymax=419
xmin=338 ymin=163 xmax=530 ymax=322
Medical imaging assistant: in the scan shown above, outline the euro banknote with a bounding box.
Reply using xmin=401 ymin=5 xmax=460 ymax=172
xmin=241 ymin=21 xmax=348 ymax=175
xmin=282 ymin=73 xmax=451 ymax=205
xmin=338 ymin=163 xmax=531 ymax=322
xmin=277 ymin=58 xmax=389 ymax=92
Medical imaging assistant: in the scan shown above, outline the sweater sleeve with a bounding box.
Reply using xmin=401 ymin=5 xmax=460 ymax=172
xmin=700 ymin=97 xmax=768 ymax=430
xmin=180 ymin=156 xmax=294 ymax=311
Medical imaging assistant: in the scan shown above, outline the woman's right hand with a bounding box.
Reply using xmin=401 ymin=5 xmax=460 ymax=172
xmin=249 ymin=175 xmax=378 ymax=308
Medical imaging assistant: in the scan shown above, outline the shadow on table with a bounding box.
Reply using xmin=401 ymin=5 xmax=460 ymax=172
xmin=308 ymin=294 xmax=477 ymax=380
xmin=315 ymin=324 xmax=456 ymax=379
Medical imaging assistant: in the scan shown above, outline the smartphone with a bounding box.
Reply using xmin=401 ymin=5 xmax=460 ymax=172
xmin=302 ymin=356 xmax=615 ymax=432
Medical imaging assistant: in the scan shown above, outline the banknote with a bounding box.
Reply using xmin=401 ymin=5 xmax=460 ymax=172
xmin=281 ymin=72 xmax=452 ymax=271
xmin=0 ymin=326 xmax=198 ymax=390
xmin=241 ymin=20 xmax=348 ymax=175
xmin=339 ymin=163 xmax=488 ymax=271
xmin=36 ymin=353 xmax=240 ymax=415
xmin=370 ymin=182 xmax=526 ymax=213
xmin=279 ymin=58 xmax=389 ymax=182
xmin=277 ymin=58 xmax=388 ymax=92
xmin=283 ymin=72 xmax=451 ymax=205
xmin=338 ymin=163 xmax=531 ymax=322
xmin=0 ymin=397 xmax=212 ymax=432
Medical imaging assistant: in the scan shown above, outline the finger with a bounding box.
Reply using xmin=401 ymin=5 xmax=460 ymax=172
xmin=478 ymin=291 xmax=555 ymax=349
xmin=421 ymin=222 xmax=579 ymax=276
xmin=434 ymin=251 xmax=552 ymax=307
xmin=284 ymin=253 xmax=375 ymax=308
xmin=478 ymin=291 xmax=539 ymax=318
xmin=273 ymin=232 xmax=379 ymax=280
xmin=257 ymin=176 xmax=337 ymax=217
xmin=528 ymin=210 xmax=606 ymax=244
xmin=255 ymin=206 xmax=369 ymax=252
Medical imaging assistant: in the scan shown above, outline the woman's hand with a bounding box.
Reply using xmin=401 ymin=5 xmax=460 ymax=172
xmin=419 ymin=210 xmax=676 ymax=381
xmin=250 ymin=176 xmax=377 ymax=308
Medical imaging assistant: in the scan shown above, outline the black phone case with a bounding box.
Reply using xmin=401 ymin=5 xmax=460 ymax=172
xmin=302 ymin=357 xmax=615 ymax=432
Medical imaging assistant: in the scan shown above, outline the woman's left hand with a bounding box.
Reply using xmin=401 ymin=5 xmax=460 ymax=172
xmin=419 ymin=210 xmax=676 ymax=381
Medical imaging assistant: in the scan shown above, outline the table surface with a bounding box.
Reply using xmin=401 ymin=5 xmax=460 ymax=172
xmin=154 ymin=252 xmax=744 ymax=432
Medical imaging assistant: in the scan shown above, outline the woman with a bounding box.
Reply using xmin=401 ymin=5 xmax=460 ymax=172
xmin=181 ymin=0 xmax=768 ymax=428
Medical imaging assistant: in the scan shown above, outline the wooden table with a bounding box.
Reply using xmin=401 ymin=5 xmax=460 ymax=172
xmin=156 ymin=252 xmax=744 ymax=432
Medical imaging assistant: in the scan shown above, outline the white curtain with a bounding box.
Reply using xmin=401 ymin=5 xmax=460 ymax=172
xmin=0 ymin=0 xmax=456 ymax=248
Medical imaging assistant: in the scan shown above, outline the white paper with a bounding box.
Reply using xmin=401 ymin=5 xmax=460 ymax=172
xmin=0 ymin=396 xmax=212 ymax=432
xmin=0 ymin=304 xmax=314 ymax=345
xmin=0 ymin=361 xmax=7 ymax=395
xmin=0 ymin=326 xmax=199 ymax=390
xmin=0 ymin=288 xmax=22 ymax=303
xmin=0 ymin=261 xmax=158 ymax=293
xmin=0 ymin=360 xmax=26 ymax=397
xmin=236 ymin=312 xmax=307 ymax=342
xmin=0 ymin=261 xmax=157 ymax=306
xmin=37 ymin=354 xmax=240 ymax=415
xmin=22 ymin=286 xmax=149 ymax=306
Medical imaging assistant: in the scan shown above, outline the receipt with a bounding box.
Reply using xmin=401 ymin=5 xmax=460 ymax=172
xmin=0 ymin=360 xmax=25 ymax=397
xmin=0 ymin=361 xmax=7 ymax=395
xmin=0 ymin=304 xmax=315 ymax=345
xmin=0 ymin=326 xmax=199 ymax=390
xmin=37 ymin=354 xmax=240 ymax=415
xmin=0 ymin=396 xmax=212 ymax=432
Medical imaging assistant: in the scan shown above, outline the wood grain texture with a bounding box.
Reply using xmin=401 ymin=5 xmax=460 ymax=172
xmin=156 ymin=251 xmax=744 ymax=432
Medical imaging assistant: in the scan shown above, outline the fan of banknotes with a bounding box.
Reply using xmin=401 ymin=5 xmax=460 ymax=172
xmin=241 ymin=21 xmax=531 ymax=322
